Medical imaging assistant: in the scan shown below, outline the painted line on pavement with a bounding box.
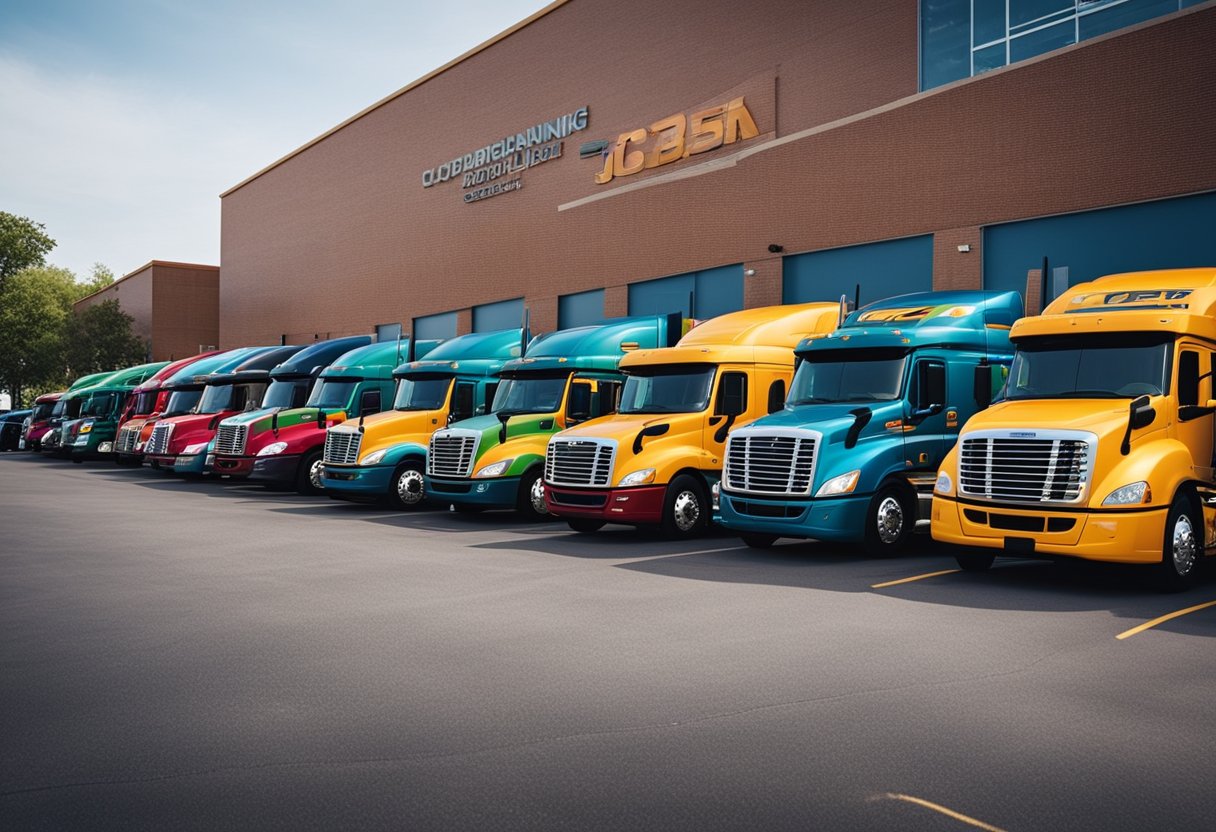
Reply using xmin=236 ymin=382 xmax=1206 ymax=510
xmin=877 ymin=792 xmax=1007 ymax=832
xmin=1115 ymin=598 xmax=1216 ymax=640
xmin=871 ymin=569 xmax=960 ymax=589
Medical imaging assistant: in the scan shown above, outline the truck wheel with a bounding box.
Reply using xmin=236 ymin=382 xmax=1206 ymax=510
xmin=661 ymin=475 xmax=709 ymax=539
xmin=389 ymin=462 xmax=425 ymax=510
xmin=517 ymin=469 xmax=550 ymax=521
xmin=567 ymin=519 xmax=605 ymax=533
xmin=740 ymin=533 xmax=778 ymax=549
xmin=1157 ymin=493 xmax=1202 ymax=592
xmin=295 ymin=450 xmax=324 ymax=495
xmin=955 ymin=550 xmax=995 ymax=572
xmin=863 ymin=483 xmax=913 ymax=556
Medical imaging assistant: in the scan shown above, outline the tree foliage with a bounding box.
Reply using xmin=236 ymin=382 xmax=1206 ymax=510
xmin=64 ymin=299 xmax=148 ymax=377
xmin=0 ymin=266 xmax=77 ymax=407
xmin=0 ymin=212 xmax=57 ymax=290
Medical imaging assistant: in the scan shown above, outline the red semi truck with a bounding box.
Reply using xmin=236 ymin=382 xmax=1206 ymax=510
xmin=111 ymin=351 xmax=222 ymax=465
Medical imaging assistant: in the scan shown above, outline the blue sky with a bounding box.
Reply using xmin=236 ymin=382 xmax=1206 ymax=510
xmin=0 ymin=0 xmax=553 ymax=280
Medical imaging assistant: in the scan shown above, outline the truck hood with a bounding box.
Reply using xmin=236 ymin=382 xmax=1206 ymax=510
xmin=742 ymin=401 xmax=908 ymax=446
xmin=333 ymin=408 xmax=447 ymax=455
xmin=442 ymin=413 xmax=560 ymax=471
xmin=233 ymin=406 xmax=347 ymax=454
xmin=153 ymin=411 xmax=232 ymax=452
xmin=962 ymin=398 xmax=1147 ymax=439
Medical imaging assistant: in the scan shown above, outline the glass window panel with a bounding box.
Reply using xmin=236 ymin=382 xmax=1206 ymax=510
xmin=1009 ymin=18 xmax=1076 ymax=61
xmin=1010 ymin=0 xmax=1074 ymax=29
xmin=974 ymin=0 xmax=1008 ymax=44
xmin=1079 ymin=0 xmax=1180 ymax=39
xmin=920 ymin=0 xmax=971 ymax=90
xmin=973 ymin=42 xmax=1008 ymax=74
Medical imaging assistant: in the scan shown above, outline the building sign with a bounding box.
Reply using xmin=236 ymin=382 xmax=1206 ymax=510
xmin=420 ymin=106 xmax=589 ymax=204
xmin=586 ymin=97 xmax=760 ymax=185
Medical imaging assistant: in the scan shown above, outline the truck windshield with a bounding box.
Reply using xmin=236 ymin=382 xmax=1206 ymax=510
xmin=492 ymin=375 xmax=570 ymax=414
xmin=50 ymin=400 xmax=66 ymax=418
xmin=261 ymin=379 xmax=308 ymax=409
xmin=164 ymin=389 xmax=202 ymax=416
xmin=1006 ymin=334 xmax=1171 ymax=399
xmin=789 ymin=349 xmax=907 ymax=404
xmin=198 ymin=383 xmax=266 ymax=414
xmin=64 ymin=398 xmax=84 ymax=419
xmin=394 ymin=377 xmax=451 ymax=411
xmin=32 ymin=402 xmax=55 ymax=420
xmin=81 ymin=392 xmax=119 ymax=417
xmin=131 ymin=391 xmax=158 ymax=415
xmin=619 ymin=365 xmax=715 ymax=414
xmin=307 ymin=380 xmax=358 ymax=409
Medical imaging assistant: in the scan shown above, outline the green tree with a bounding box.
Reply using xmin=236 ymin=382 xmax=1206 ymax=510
xmin=0 ymin=212 xmax=56 ymax=291
xmin=64 ymin=299 xmax=148 ymax=377
xmin=0 ymin=265 xmax=78 ymax=406
xmin=75 ymin=263 xmax=116 ymax=300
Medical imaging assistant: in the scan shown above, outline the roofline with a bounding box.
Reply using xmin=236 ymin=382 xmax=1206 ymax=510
xmin=219 ymin=0 xmax=571 ymax=199
xmin=72 ymin=259 xmax=220 ymax=307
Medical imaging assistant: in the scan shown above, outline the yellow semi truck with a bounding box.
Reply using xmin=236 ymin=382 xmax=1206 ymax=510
xmin=931 ymin=268 xmax=1216 ymax=589
xmin=543 ymin=302 xmax=840 ymax=538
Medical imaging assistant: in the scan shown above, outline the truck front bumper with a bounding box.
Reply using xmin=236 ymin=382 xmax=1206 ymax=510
xmin=150 ymin=451 xmax=210 ymax=475
xmin=718 ymin=492 xmax=870 ymax=543
xmin=322 ymin=463 xmax=393 ymax=501
xmin=211 ymin=455 xmax=257 ymax=478
xmin=249 ymin=454 xmax=303 ymax=486
xmin=427 ymin=475 xmax=520 ymax=510
xmin=545 ymin=484 xmax=668 ymax=524
xmin=930 ymin=495 xmax=1165 ymax=564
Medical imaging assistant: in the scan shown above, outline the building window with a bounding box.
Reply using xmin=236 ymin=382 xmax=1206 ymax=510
xmin=920 ymin=0 xmax=1199 ymax=90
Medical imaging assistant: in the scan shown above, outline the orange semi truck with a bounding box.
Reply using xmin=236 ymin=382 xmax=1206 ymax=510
xmin=931 ymin=268 xmax=1216 ymax=590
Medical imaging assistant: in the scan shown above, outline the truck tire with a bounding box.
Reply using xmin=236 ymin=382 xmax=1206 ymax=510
xmin=389 ymin=462 xmax=425 ymax=510
xmin=863 ymin=483 xmax=914 ymax=556
xmin=660 ymin=475 xmax=709 ymax=539
xmin=517 ymin=468 xmax=550 ymax=521
xmin=1157 ymin=492 xmax=1202 ymax=592
xmin=955 ymin=550 xmax=995 ymax=572
xmin=567 ymin=519 xmax=605 ymax=533
xmin=740 ymin=533 xmax=778 ymax=549
xmin=295 ymin=450 xmax=324 ymax=496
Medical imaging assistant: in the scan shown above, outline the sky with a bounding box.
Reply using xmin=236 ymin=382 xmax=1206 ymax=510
xmin=0 ymin=0 xmax=554 ymax=281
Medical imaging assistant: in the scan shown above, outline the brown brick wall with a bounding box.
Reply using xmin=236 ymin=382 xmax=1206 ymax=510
xmin=149 ymin=263 xmax=220 ymax=360
xmin=219 ymin=1 xmax=1216 ymax=345
xmin=76 ymin=266 xmax=154 ymax=345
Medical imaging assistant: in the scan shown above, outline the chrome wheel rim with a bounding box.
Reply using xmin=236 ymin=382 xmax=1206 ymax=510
xmin=1172 ymin=513 xmax=1198 ymax=575
xmin=396 ymin=468 xmax=424 ymax=506
xmin=308 ymin=459 xmax=324 ymax=490
xmin=529 ymin=477 xmax=548 ymax=515
xmin=672 ymin=490 xmax=700 ymax=532
xmin=876 ymin=496 xmax=904 ymax=545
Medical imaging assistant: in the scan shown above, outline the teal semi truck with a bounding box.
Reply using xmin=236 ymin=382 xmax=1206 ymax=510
xmin=321 ymin=328 xmax=523 ymax=507
xmin=37 ymin=371 xmax=117 ymax=455
xmin=216 ymin=339 xmax=429 ymax=493
xmin=68 ymin=361 xmax=170 ymax=459
xmin=717 ymin=291 xmax=1019 ymax=555
xmin=425 ymin=315 xmax=681 ymax=518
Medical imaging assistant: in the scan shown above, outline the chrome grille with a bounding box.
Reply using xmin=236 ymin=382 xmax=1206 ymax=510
xmin=215 ymin=423 xmax=248 ymax=456
xmin=723 ymin=428 xmax=820 ymax=496
xmin=428 ymin=430 xmax=480 ymax=477
xmin=324 ymin=429 xmax=362 ymax=465
xmin=546 ymin=438 xmax=616 ymax=487
xmin=958 ymin=431 xmax=1094 ymax=504
xmin=146 ymin=422 xmax=174 ymax=455
xmin=116 ymin=425 xmax=140 ymax=453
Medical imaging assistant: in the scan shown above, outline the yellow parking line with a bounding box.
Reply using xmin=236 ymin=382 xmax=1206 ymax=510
xmin=879 ymin=793 xmax=1007 ymax=832
xmin=1115 ymin=599 xmax=1216 ymax=640
xmin=871 ymin=569 xmax=960 ymax=589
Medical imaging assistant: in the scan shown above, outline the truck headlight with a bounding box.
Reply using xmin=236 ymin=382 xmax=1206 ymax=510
xmin=183 ymin=442 xmax=209 ymax=455
xmin=618 ymin=468 xmax=656 ymax=487
xmin=360 ymin=448 xmax=388 ymax=465
xmin=475 ymin=459 xmax=513 ymax=478
xmin=79 ymin=421 xmax=93 ymax=434
xmin=257 ymin=441 xmax=289 ymax=456
xmin=815 ymin=470 xmax=860 ymax=497
xmin=99 ymin=442 xmax=113 ymax=453
xmin=1102 ymin=481 xmax=1150 ymax=505
xmin=935 ymin=471 xmax=953 ymax=495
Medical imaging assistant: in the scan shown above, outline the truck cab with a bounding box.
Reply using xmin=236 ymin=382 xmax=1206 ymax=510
xmin=543 ymin=303 xmax=841 ymax=538
xmin=21 ymin=392 xmax=64 ymax=451
xmin=932 ymin=268 xmax=1216 ymax=590
xmin=322 ymin=328 xmax=522 ymax=508
xmin=69 ymin=362 xmax=169 ymax=460
xmin=217 ymin=339 xmax=426 ymax=493
xmin=718 ymin=291 xmax=1019 ymax=554
xmin=210 ymin=335 xmax=373 ymax=484
xmin=145 ymin=346 xmax=295 ymax=475
xmin=426 ymin=315 xmax=681 ymax=519
xmin=38 ymin=372 xmax=112 ymax=455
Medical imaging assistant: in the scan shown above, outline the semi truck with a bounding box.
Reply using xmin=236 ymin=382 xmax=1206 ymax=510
xmin=209 ymin=336 xmax=403 ymax=490
xmin=110 ymin=351 xmax=223 ymax=465
xmin=717 ymin=291 xmax=1020 ymax=555
xmin=144 ymin=346 xmax=296 ymax=475
xmin=21 ymin=392 xmax=64 ymax=451
xmin=322 ymin=328 xmax=522 ymax=507
xmin=68 ymin=361 xmax=170 ymax=460
xmin=543 ymin=303 xmax=841 ymax=537
xmin=931 ymin=268 xmax=1216 ymax=590
xmin=36 ymin=372 xmax=114 ymax=455
xmin=427 ymin=315 xmax=682 ymax=519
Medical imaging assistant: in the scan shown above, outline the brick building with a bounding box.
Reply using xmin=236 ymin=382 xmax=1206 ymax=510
xmin=73 ymin=261 xmax=220 ymax=360
xmin=218 ymin=0 xmax=1216 ymax=345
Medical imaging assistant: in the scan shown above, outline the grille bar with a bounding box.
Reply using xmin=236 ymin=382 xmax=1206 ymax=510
xmin=958 ymin=433 xmax=1093 ymax=503
xmin=215 ymin=423 xmax=248 ymax=456
xmin=116 ymin=425 xmax=140 ymax=453
xmin=146 ymin=422 xmax=174 ymax=455
xmin=723 ymin=429 xmax=820 ymax=497
xmin=428 ymin=430 xmax=480 ymax=477
xmin=323 ymin=429 xmax=362 ymax=465
xmin=546 ymin=438 xmax=616 ymax=487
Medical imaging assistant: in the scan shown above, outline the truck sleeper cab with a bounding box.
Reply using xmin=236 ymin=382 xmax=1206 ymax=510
xmin=931 ymin=268 xmax=1216 ymax=590
xmin=543 ymin=303 xmax=842 ymax=538
xmin=719 ymin=291 xmax=1019 ymax=555
xmin=322 ymin=328 xmax=522 ymax=508
xmin=427 ymin=315 xmax=682 ymax=519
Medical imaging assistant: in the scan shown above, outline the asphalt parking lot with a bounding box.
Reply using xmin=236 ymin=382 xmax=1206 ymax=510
xmin=2 ymin=453 xmax=1215 ymax=831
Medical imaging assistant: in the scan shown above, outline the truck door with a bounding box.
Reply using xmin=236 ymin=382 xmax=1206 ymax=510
xmin=706 ymin=371 xmax=748 ymax=460
xmin=904 ymin=358 xmax=948 ymax=472
xmin=1175 ymin=346 xmax=1214 ymax=483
